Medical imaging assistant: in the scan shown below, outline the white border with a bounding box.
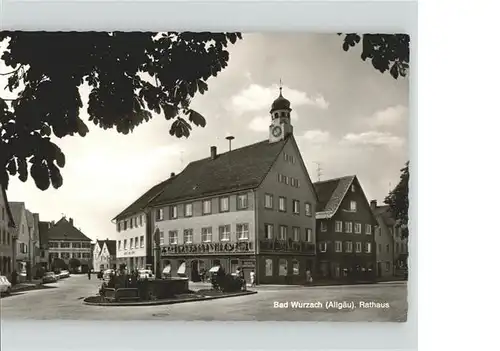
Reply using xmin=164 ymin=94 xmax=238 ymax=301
xmin=0 ymin=1 xmax=418 ymax=350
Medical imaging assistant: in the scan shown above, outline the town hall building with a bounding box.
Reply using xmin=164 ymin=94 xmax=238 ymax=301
xmin=148 ymin=88 xmax=318 ymax=284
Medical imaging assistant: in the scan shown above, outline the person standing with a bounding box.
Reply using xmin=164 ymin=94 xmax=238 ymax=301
xmin=87 ymin=269 xmax=91 ymax=280
xmin=250 ymin=270 xmax=256 ymax=287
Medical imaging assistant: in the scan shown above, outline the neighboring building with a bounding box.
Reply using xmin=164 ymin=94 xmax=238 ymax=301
xmin=38 ymin=221 xmax=50 ymax=269
xmin=371 ymin=200 xmax=409 ymax=278
xmin=26 ymin=210 xmax=41 ymax=268
xmin=147 ymin=89 xmax=317 ymax=284
xmin=0 ymin=186 xmax=16 ymax=277
xmin=113 ymin=178 xmax=174 ymax=271
xmin=8 ymin=202 xmax=30 ymax=274
xmin=314 ymin=176 xmax=377 ymax=282
xmin=93 ymin=239 xmax=117 ymax=271
xmin=45 ymin=217 xmax=92 ymax=271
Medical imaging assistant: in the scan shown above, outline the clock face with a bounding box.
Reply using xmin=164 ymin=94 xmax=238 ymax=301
xmin=272 ymin=126 xmax=282 ymax=137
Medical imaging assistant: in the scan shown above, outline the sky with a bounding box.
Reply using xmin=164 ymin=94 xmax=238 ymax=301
xmin=0 ymin=33 xmax=409 ymax=242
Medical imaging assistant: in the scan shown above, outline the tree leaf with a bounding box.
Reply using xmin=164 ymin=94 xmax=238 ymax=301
xmin=161 ymin=103 xmax=178 ymax=120
xmin=188 ymin=109 xmax=206 ymax=127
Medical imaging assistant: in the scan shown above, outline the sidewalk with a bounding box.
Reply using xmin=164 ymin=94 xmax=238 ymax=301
xmin=11 ymin=279 xmax=43 ymax=292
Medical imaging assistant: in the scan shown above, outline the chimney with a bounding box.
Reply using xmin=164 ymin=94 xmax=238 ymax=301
xmin=170 ymin=172 xmax=175 ymax=178
xmin=210 ymin=146 xmax=217 ymax=160
xmin=370 ymin=200 xmax=377 ymax=210
xmin=69 ymin=218 xmax=74 ymax=226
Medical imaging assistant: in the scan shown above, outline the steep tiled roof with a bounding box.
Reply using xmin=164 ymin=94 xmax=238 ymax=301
xmin=46 ymin=217 xmax=91 ymax=241
xmin=113 ymin=178 xmax=175 ymax=220
xmin=38 ymin=221 xmax=50 ymax=245
xmin=97 ymin=239 xmax=116 ymax=256
xmin=1 ymin=186 xmax=16 ymax=227
xmin=8 ymin=202 xmax=25 ymax=229
xmin=313 ymin=175 xmax=356 ymax=214
xmin=151 ymin=138 xmax=287 ymax=206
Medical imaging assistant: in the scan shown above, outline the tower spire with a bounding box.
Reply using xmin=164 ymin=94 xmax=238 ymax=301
xmin=279 ymin=78 xmax=283 ymax=95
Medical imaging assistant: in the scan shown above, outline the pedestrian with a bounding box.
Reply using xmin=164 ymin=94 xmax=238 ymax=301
xmin=87 ymin=269 xmax=91 ymax=280
xmin=250 ymin=270 xmax=256 ymax=287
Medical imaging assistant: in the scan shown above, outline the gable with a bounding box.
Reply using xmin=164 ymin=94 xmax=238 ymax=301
xmin=259 ymin=136 xmax=318 ymax=201
xmin=314 ymin=175 xmax=376 ymax=223
xmin=0 ymin=186 xmax=15 ymax=227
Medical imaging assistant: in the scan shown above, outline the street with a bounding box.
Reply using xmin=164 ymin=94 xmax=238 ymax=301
xmin=0 ymin=275 xmax=407 ymax=321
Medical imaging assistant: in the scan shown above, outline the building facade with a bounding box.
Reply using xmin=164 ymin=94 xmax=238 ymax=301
xmin=314 ymin=176 xmax=377 ymax=282
xmin=45 ymin=217 xmax=92 ymax=271
xmin=371 ymin=200 xmax=408 ymax=278
xmin=8 ymin=202 xmax=31 ymax=274
xmin=148 ymin=90 xmax=317 ymax=284
xmin=0 ymin=186 xmax=16 ymax=277
xmin=93 ymin=239 xmax=117 ymax=271
xmin=113 ymin=178 xmax=174 ymax=271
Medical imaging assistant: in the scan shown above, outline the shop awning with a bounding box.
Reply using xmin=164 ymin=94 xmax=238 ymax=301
xmin=163 ymin=265 xmax=171 ymax=274
xmin=209 ymin=266 xmax=220 ymax=273
xmin=177 ymin=262 xmax=186 ymax=275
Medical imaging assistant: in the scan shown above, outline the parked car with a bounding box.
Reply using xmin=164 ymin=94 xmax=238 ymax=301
xmin=59 ymin=270 xmax=70 ymax=279
xmin=138 ymin=269 xmax=154 ymax=280
xmin=42 ymin=272 xmax=58 ymax=284
xmin=0 ymin=275 xmax=12 ymax=295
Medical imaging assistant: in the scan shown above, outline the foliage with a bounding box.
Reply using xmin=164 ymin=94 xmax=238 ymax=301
xmin=384 ymin=161 xmax=409 ymax=238
xmin=51 ymin=258 xmax=68 ymax=271
xmin=0 ymin=31 xmax=242 ymax=190
xmin=68 ymin=258 xmax=81 ymax=269
xmin=339 ymin=34 xmax=409 ymax=79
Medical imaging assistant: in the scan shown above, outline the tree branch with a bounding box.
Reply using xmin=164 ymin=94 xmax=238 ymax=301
xmin=0 ymin=66 xmax=22 ymax=76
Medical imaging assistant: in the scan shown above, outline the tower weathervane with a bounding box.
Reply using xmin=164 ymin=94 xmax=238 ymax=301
xmin=279 ymin=78 xmax=283 ymax=94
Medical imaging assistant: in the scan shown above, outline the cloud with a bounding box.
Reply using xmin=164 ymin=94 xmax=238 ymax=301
xmin=340 ymin=131 xmax=405 ymax=148
xmin=248 ymin=112 xmax=299 ymax=132
xmin=301 ymin=130 xmax=331 ymax=143
xmin=248 ymin=116 xmax=270 ymax=132
xmin=228 ymin=83 xmax=329 ymax=115
xmin=368 ymin=105 xmax=408 ymax=128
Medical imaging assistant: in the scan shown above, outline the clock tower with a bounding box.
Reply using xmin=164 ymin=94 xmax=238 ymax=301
xmin=269 ymin=85 xmax=293 ymax=143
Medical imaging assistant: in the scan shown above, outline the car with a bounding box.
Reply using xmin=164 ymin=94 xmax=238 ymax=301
xmin=0 ymin=275 xmax=12 ymax=295
xmin=42 ymin=272 xmax=58 ymax=284
xmin=138 ymin=269 xmax=154 ymax=280
xmin=59 ymin=270 xmax=70 ymax=279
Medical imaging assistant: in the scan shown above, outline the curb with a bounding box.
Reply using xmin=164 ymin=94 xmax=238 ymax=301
xmin=82 ymin=290 xmax=257 ymax=307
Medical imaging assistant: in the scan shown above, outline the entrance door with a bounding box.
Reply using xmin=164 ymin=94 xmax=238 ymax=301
xmin=230 ymin=259 xmax=239 ymax=274
xmin=191 ymin=260 xmax=200 ymax=282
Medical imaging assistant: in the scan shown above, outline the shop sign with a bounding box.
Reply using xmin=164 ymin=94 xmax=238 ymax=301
xmin=161 ymin=241 xmax=254 ymax=256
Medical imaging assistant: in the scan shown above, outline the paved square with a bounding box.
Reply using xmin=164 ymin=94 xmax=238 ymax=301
xmin=0 ymin=275 xmax=407 ymax=321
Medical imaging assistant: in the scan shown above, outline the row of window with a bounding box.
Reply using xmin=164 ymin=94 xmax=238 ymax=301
xmin=264 ymin=224 xmax=313 ymax=242
xmin=283 ymin=152 xmax=296 ymax=164
xmin=118 ymin=236 xmax=145 ymax=251
xmin=160 ymin=223 xmax=250 ymax=245
xmin=49 ymin=252 xmax=91 ymax=259
xmin=117 ymin=214 xmax=145 ymax=232
xmin=156 ymin=194 xmax=249 ymax=221
xmin=0 ymin=227 xmax=11 ymax=245
xmin=277 ymin=173 xmax=300 ymax=188
xmin=48 ymin=242 xmax=91 ymax=249
xmin=377 ymin=243 xmax=408 ymax=253
xmin=264 ymin=194 xmax=312 ymax=216
xmin=319 ymin=240 xmax=372 ymax=254
xmin=376 ymin=226 xmax=405 ymax=238
xmin=326 ymin=221 xmax=372 ymax=235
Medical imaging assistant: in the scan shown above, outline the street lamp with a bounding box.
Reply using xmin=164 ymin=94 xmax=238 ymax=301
xmin=153 ymin=227 xmax=161 ymax=279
